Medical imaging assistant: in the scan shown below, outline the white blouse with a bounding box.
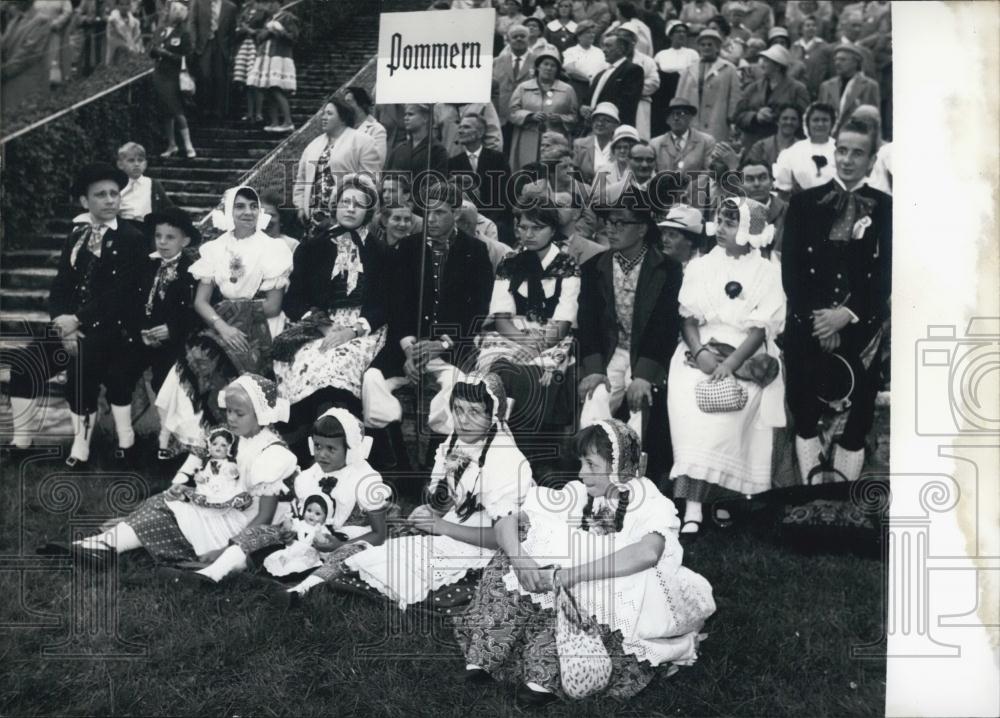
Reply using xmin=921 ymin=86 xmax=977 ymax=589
xmin=489 ymin=244 xmax=581 ymax=328
xmin=654 ymin=46 xmax=700 ymax=73
xmin=189 ymin=231 xmax=293 ymax=300
xmin=773 ymin=138 xmax=837 ymax=193
xmin=291 ymin=460 xmax=390 ymax=538
xmin=562 ymin=43 xmax=608 ymax=83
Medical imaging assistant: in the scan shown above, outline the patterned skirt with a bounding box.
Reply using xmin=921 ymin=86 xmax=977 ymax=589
xmin=246 ymin=47 xmax=296 ymax=91
xmin=274 ymin=307 xmax=386 ymax=404
xmin=125 ymin=494 xmax=198 ymax=564
xmin=453 ymin=552 xmax=658 ymax=700
xmin=232 ymin=37 xmax=257 ymax=84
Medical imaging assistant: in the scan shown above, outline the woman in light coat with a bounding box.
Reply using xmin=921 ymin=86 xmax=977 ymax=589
xmin=509 ymin=51 xmax=579 ymax=172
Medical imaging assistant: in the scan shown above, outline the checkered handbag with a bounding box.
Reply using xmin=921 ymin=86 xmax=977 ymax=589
xmin=695 ymin=376 xmax=748 ymax=413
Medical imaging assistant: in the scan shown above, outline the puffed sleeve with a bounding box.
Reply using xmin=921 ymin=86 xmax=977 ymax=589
xmin=480 ymin=444 xmax=535 ymax=520
xmin=772 ymin=145 xmax=794 ymax=192
xmin=355 ymin=462 xmax=392 ymax=512
xmin=188 ymin=239 xmax=221 ymax=283
xmin=522 ymin=480 xmax=583 ymax=527
xmin=739 ymin=259 xmax=786 ymax=337
xmin=247 ymin=444 xmax=298 ymax=496
xmin=623 ymin=480 xmax=681 ymax=561
xmin=550 ymin=275 xmax=580 ymax=325
xmin=489 ymin=278 xmax=516 ymax=316
xmin=258 ymin=236 xmax=294 ymax=291
xmin=677 ymin=255 xmax=706 ymax=320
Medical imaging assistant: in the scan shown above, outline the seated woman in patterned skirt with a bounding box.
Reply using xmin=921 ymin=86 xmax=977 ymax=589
xmin=453 ymin=420 xmax=716 ymax=708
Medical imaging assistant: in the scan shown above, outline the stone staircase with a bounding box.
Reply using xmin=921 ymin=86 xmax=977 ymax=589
xmin=0 ymin=17 xmax=380 ymax=339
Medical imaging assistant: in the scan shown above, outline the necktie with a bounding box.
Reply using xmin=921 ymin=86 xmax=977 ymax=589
xmin=146 ymin=259 xmax=176 ymax=316
xmin=513 ymin=55 xmax=521 ymax=81
xmin=673 ymin=133 xmax=684 ymax=152
xmin=468 ymin=151 xmax=478 ymax=172
xmin=87 ymin=224 xmax=106 ymax=257
xmin=818 ymin=183 xmax=875 ymax=242
xmin=698 ymin=61 xmax=709 ymax=99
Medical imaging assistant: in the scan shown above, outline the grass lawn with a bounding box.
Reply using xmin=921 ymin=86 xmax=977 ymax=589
xmin=1 ymin=442 xmax=886 ymax=717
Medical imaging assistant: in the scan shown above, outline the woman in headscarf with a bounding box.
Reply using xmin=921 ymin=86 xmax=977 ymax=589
xmin=453 ymin=419 xmax=716 ymax=708
xmin=303 ymin=374 xmax=535 ymax=610
xmin=476 ymin=206 xmax=580 ymax=447
xmin=155 ymin=186 xmax=293 ymax=453
xmin=273 ymin=176 xmax=388 ymax=437
xmin=45 ymin=374 xmax=297 ymax=567
xmin=509 ymin=50 xmax=579 ymax=172
xmin=667 ymin=197 xmax=786 ymax=538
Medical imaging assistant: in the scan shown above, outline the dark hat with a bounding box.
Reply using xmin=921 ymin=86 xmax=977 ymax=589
xmin=145 ymin=206 xmax=202 ymax=246
xmin=523 ymin=16 xmax=545 ymax=31
xmin=833 ymin=42 xmax=865 ymax=63
xmin=667 ymin=96 xmax=698 ymax=115
xmin=72 ymin=163 xmax=129 ymax=198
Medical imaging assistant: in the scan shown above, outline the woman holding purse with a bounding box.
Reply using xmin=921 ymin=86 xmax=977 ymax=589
xmin=454 ymin=420 xmax=715 ymax=707
xmin=666 ymin=197 xmax=786 ymax=538
xmin=150 ymin=0 xmax=196 ymax=158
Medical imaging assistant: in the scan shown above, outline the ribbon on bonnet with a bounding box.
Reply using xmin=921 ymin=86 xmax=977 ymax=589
xmin=217 ymin=373 xmax=289 ymax=426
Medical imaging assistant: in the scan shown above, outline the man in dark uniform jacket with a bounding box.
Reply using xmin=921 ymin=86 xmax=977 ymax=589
xmin=362 ymin=182 xmax=493 ymax=469
xmin=782 ymin=118 xmax=892 ymax=483
xmin=576 ymin=193 xmax=684 ymax=481
xmin=5 ymin=164 xmax=147 ymax=468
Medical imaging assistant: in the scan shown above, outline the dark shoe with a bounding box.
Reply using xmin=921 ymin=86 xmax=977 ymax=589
xmin=464 ymin=668 xmax=492 ymax=684
xmin=515 ymin=684 xmax=558 ymax=708
xmin=270 ymin=588 xmax=302 ymax=611
xmin=155 ymin=566 xmax=218 ymax=587
xmin=679 ymin=520 xmax=703 ymax=542
xmin=157 ymin=449 xmax=173 ymax=461
xmin=64 ymin=455 xmax=89 ymax=471
xmin=38 ymin=540 xmax=115 ymax=569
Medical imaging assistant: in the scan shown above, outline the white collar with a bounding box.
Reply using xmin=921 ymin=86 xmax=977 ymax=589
xmin=832 ymin=175 xmax=868 ymax=193
xmin=796 ymin=36 xmax=820 ymax=48
xmin=608 ymin=56 xmax=627 ymax=70
xmin=539 ymin=242 xmax=559 ymax=269
xmin=670 ymin=128 xmax=690 ymax=142
xmin=466 ymin=145 xmax=483 ymax=158
xmin=124 ymin=175 xmax=151 ymax=189
xmin=73 ymin=213 xmax=119 ymax=230
xmin=148 ymin=251 xmax=183 ymax=263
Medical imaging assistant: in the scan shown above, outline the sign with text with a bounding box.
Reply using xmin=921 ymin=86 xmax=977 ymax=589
xmin=376 ymin=8 xmax=496 ymax=104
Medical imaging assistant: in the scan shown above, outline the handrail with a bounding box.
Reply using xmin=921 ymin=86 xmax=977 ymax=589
xmin=0 ymin=0 xmax=308 ymax=146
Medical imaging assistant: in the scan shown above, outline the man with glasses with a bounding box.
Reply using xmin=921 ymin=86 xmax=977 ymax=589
xmin=576 ymin=195 xmax=683 ymax=478
xmin=602 ymin=140 xmax=657 ymax=203
xmin=493 ymin=24 xmax=537 ymax=155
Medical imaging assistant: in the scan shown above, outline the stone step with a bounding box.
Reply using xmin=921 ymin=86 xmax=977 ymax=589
xmin=151 ymin=156 xmax=260 ymax=170
xmin=0 ymin=310 xmax=50 ymax=337
xmin=0 ymin=268 xmax=57 ymax=290
xmin=1 ymin=288 xmax=48 ymax=312
xmin=1 ymin=249 xmax=61 ymax=269
xmin=184 ymin=136 xmax=286 ymax=150
xmin=150 ymin=166 xmax=238 ymax=181
xmin=169 ymin=192 xmax=229 ymax=208
xmin=157 ymin=179 xmax=232 ymax=195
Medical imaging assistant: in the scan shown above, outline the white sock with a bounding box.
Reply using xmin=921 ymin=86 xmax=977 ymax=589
xmin=197 ymin=545 xmax=247 ymax=582
xmin=111 ymin=404 xmax=135 ymax=449
xmin=682 ymin=500 xmax=703 ymax=532
xmin=291 ymin=573 xmax=325 ymax=594
xmin=525 ymin=682 xmax=552 ymax=694
xmin=9 ymin=397 xmax=35 ymax=448
xmin=465 ymin=664 xmax=483 ymax=671
xmin=833 ymin=445 xmax=865 ymax=482
xmin=75 ymin=523 xmax=141 ymax=553
xmin=69 ymin=412 xmax=97 ymax=462
xmin=795 ymin=436 xmax=822 ymax=484
xmin=158 ymin=426 xmax=171 ymax=450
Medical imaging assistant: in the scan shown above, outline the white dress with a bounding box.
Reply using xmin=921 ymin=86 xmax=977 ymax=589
xmin=262 ymin=519 xmax=330 ymax=576
xmin=504 ymin=480 xmax=716 ymax=667
xmin=345 ymin=434 xmax=534 ymax=608
xmin=155 ymin=231 xmax=293 ymax=446
xmin=667 ymin=247 xmax=786 ymax=496
xmin=773 ymin=138 xmax=837 ymax=193
xmin=167 ymin=429 xmax=297 ymax=556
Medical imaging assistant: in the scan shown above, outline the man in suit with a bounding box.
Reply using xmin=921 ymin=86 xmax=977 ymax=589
xmin=674 ymin=28 xmax=741 ymax=142
xmin=492 ymin=24 xmax=537 ymax=155
xmin=571 ymin=101 xmax=619 ymax=185
xmin=782 ymin=118 xmax=891 ymax=483
xmin=650 ymin=96 xmax=717 ymax=173
xmin=835 ymin=9 xmax=876 ymax=78
xmin=734 ymin=44 xmax=810 ymax=148
xmin=577 ymin=194 xmax=683 ymax=478
xmin=4 ymin=164 xmax=146 ymax=468
xmin=818 ymin=44 xmax=881 ymax=131
xmin=363 ymin=182 xmax=493 ymax=465
xmin=581 ymin=32 xmax=644 ymax=127
xmin=0 ymin=0 xmax=52 ymax=119
xmin=447 ymin=113 xmax=515 ymax=245
xmin=740 ymin=159 xmax=788 ymax=256
xmin=600 ymin=140 xmax=657 ymax=204
xmin=789 ymin=15 xmax=833 ymax=99
xmin=189 ymin=0 xmax=237 ymax=119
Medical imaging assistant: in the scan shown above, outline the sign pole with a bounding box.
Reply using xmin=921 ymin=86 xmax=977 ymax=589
xmin=414 ymin=102 xmax=436 ymax=366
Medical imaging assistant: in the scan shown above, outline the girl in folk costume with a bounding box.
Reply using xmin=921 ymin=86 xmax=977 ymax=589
xmin=48 ymin=375 xmax=297 ymax=567
xmin=454 ymin=420 xmax=715 ymax=708
xmin=667 ymin=197 xmax=786 ymax=537
xmin=246 ymin=0 xmax=299 ymax=133
xmin=273 ymin=176 xmax=387 ymax=429
xmin=232 ymin=0 xmax=268 ymax=123
xmin=341 ymin=374 xmax=535 ymax=609
xmin=475 ymin=205 xmax=580 ymax=440
xmin=155 ymin=186 xmax=292 ymax=451
xmin=773 ymin=101 xmax=837 ymax=197
xmin=162 ymin=407 xmax=390 ymax=587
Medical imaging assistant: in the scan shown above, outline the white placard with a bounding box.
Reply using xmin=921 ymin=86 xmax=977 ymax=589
xmin=376 ymin=8 xmax=496 ymax=104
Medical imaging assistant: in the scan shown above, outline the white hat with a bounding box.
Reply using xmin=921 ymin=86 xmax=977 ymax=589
xmin=218 ymin=374 xmax=289 ymax=426
xmin=758 ymin=44 xmax=791 ymax=67
xmin=591 ymin=101 xmax=620 ymax=122
xmin=657 ymin=204 xmax=704 ymax=235
xmin=610 ymin=125 xmax=640 ymax=147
